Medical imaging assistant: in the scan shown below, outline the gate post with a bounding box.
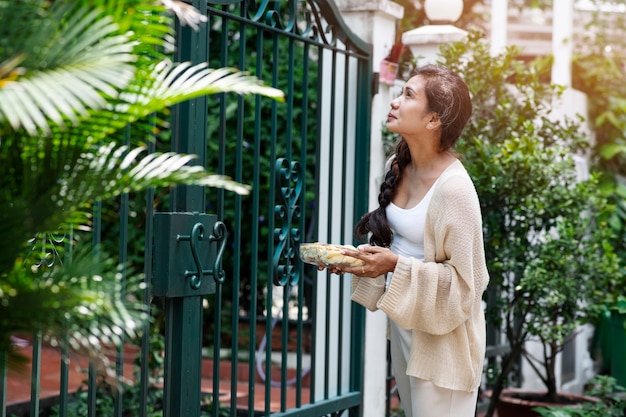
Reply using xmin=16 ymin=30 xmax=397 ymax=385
xmin=156 ymin=1 xmax=210 ymax=416
xmin=338 ymin=2 xmax=400 ymax=415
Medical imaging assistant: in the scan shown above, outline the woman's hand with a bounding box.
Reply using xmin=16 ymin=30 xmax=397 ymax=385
xmin=319 ymin=245 xmax=398 ymax=278
xmin=317 ymin=263 xmax=343 ymax=274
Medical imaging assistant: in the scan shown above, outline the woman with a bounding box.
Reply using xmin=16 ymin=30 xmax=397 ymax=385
xmin=330 ymin=64 xmax=489 ymax=417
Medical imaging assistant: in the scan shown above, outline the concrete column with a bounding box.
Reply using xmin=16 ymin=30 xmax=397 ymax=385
xmin=552 ymin=0 xmax=573 ymax=87
xmin=490 ymin=0 xmax=509 ymax=55
xmin=337 ymin=1 xmax=403 ymax=416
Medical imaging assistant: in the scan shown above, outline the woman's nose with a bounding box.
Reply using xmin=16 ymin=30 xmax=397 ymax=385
xmin=390 ymin=98 xmax=399 ymax=108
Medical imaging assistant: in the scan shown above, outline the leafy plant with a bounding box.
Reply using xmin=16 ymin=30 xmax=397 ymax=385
xmin=0 ymin=0 xmax=283 ymax=363
xmin=571 ymin=4 xmax=626 ymax=300
xmin=437 ymin=31 xmax=625 ymax=417
xmin=534 ymin=375 xmax=626 ymax=417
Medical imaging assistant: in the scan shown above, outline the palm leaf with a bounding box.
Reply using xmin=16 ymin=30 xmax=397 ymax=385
xmin=0 ymin=0 xmax=286 ymax=362
xmin=0 ymin=251 xmax=149 ymax=362
xmin=0 ymin=2 xmax=136 ymax=135
xmin=152 ymin=61 xmax=285 ymax=103
xmin=160 ymin=0 xmax=208 ymax=30
xmin=61 ymin=142 xmax=251 ymax=205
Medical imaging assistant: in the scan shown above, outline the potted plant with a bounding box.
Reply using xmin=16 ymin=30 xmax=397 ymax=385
xmin=533 ymin=375 xmax=626 ymax=417
xmin=379 ymin=41 xmax=406 ymax=85
xmin=437 ymin=31 xmax=625 ymax=417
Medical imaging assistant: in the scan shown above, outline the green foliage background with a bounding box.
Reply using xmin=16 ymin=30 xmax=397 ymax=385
xmin=437 ymin=31 xmax=624 ymax=415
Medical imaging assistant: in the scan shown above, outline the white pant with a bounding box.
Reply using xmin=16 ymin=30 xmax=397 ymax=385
xmin=389 ymin=320 xmax=478 ymax=417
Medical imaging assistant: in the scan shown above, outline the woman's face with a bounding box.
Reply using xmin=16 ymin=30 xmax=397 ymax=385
xmin=386 ymin=75 xmax=436 ymax=137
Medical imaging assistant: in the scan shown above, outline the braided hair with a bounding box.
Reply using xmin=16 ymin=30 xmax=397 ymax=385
xmin=354 ymin=64 xmax=472 ymax=247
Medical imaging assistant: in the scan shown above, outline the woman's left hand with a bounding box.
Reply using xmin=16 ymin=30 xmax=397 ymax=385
xmin=334 ymin=244 xmax=399 ymax=278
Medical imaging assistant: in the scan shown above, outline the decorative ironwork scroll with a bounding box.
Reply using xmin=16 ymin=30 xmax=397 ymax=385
xmin=208 ymin=0 xmax=370 ymax=55
xmin=273 ymin=157 xmax=302 ymax=286
xmin=27 ymin=231 xmax=70 ymax=271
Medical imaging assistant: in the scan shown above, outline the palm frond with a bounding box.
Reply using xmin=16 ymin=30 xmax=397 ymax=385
xmin=0 ymin=251 xmax=149 ymax=360
xmin=0 ymin=0 xmax=287 ymax=362
xmin=58 ymin=61 xmax=285 ymax=147
xmin=88 ymin=0 xmax=176 ymax=56
xmin=161 ymin=0 xmax=208 ymax=31
xmin=0 ymin=140 xmax=250 ymax=273
xmin=130 ymin=60 xmax=286 ymax=107
xmin=62 ymin=142 xmax=251 ymax=203
xmin=0 ymin=2 xmax=136 ymax=135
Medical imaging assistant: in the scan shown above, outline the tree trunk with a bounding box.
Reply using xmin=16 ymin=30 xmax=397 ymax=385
xmin=485 ymin=342 xmax=523 ymax=417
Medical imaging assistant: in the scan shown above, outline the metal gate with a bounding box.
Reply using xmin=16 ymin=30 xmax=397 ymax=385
xmin=193 ymin=1 xmax=373 ymax=415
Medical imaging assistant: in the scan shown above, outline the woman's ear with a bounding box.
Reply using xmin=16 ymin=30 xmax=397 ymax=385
xmin=427 ymin=114 xmax=441 ymax=130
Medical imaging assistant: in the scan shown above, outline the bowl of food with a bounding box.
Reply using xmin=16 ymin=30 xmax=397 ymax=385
xmin=299 ymin=242 xmax=365 ymax=267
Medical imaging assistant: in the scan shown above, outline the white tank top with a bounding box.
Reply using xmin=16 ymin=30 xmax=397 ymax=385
xmin=385 ymin=180 xmax=438 ymax=287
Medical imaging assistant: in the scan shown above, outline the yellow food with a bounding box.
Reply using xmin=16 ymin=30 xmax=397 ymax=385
xmin=299 ymin=242 xmax=365 ymax=267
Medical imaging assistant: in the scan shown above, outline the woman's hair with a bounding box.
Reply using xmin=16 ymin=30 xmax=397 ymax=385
xmin=354 ymin=64 xmax=472 ymax=247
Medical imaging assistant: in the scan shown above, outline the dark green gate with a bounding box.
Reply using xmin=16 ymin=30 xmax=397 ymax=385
xmin=170 ymin=0 xmax=373 ymax=416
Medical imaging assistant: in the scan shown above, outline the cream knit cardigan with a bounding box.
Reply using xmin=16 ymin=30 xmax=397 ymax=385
xmin=351 ymin=159 xmax=489 ymax=392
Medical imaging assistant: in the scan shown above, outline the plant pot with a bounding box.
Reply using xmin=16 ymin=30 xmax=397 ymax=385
xmin=496 ymin=388 xmax=600 ymax=417
xmin=379 ymin=59 xmax=399 ymax=85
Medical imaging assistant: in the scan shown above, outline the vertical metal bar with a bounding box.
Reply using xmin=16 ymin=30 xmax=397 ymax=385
xmin=164 ymin=297 xmax=204 ymax=417
xmin=295 ymin=38 xmax=311 ymax=408
xmin=211 ymin=286 xmax=222 ymax=417
xmin=338 ymin=279 xmax=345 ymax=392
xmin=280 ymin=6 xmax=296 ymax=408
xmin=29 ymin=332 xmax=41 ymax=417
xmin=59 ymin=226 xmax=73 ymax=416
xmin=0 ymin=350 xmax=6 ymax=417
xmin=285 ymin=22 xmax=295 ymax=161
xmin=88 ymin=200 xmax=102 ymax=417
xmin=308 ymin=39 xmax=325 ymax=405
xmin=139 ymin=126 xmax=156 ymax=417
xmin=264 ymin=278 xmax=273 ymax=415
xmin=59 ymin=335 xmax=69 ymax=416
xmin=87 ymin=361 xmax=97 ymax=416
xmin=216 ymin=8 xmax=228 ymax=218
xmin=207 ymin=6 xmax=228 ymax=417
xmin=170 ymin=4 xmax=208 ymax=210
xmin=296 ymin=285 xmax=305 ymax=404
xmin=163 ymin=0 xmax=208 ymax=416
xmin=114 ymin=125 xmax=130 ymax=417
xmin=335 ymin=53 xmax=350 ymax=399
xmin=264 ymin=24 xmax=281 ymax=417
xmin=247 ymin=20 xmax=265 ymax=417
xmin=211 ymin=6 xmax=228 ymax=417
xmin=323 ymin=272 xmax=332 ymax=399
xmin=323 ymin=48 xmax=339 ymax=401
xmin=337 ymin=78 xmax=348 ymax=396
xmin=230 ymin=1 xmax=247 ymax=413
xmin=281 ymin=290 xmax=289 ymax=411
xmin=350 ymin=49 xmax=373 ymax=407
